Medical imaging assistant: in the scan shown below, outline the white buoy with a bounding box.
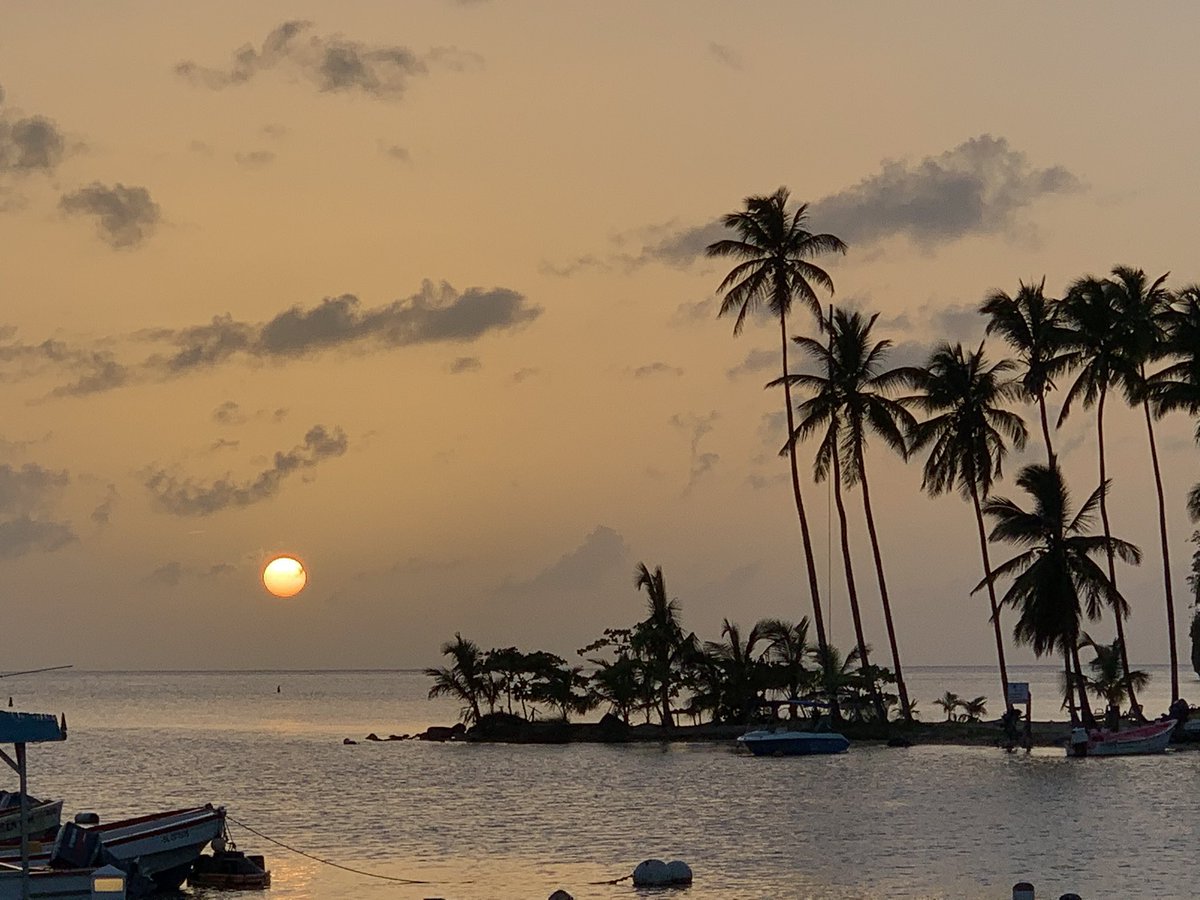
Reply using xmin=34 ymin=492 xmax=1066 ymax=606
xmin=633 ymin=859 xmax=671 ymax=886
xmin=1013 ymin=882 xmax=1035 ymax=900
xmin=548 ymin=891 xmax=574 ymax=900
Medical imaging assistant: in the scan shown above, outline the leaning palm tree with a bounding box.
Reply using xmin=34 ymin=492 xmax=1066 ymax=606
xmin=1079 ymin=632 xmax=1150 ymax=724
xmin=1059 ymin=275 xmax=1150 ymax=717
xmin=979 ymin=464 xmax=1142 ymax=729
xmin=424 ymin=632 xmax=487 ymax=724
xmin=1105 ymin=266 xmax=1179 ymax=704
xmin=906 ymin=343 xmax=1027 ymax=712
xmin=980 ymin=278 xmax=1072 ymax=466
xmin=706 ymin=188 xmax=847 ymax=659
xmin=787 ymin=366 xmax=886 ymax=723
xmin=782 ymin=307 xmax=917 ymax=721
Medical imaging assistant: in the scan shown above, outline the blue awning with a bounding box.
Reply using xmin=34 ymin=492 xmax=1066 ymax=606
xmin=0 ymin=711 xmax=64 ymax=743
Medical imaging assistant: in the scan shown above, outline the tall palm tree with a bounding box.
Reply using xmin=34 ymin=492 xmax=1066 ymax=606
xmin=785 ymin=339 xmax=887 ymax=723
xmin=1105 ymin=266 xmax=1178 ymax=704
xmin=782 ymin=307 xmax=917 ymax=721
xmin=979 ymin=278 xmax=1072 ymax=466
xmin=631 ymin=562 xmax=688 ymax=728
xmin=1059 ymin=275 xmax=1148 ymax=717
xmin=906 ymin=343 xmax=1027 ymax=712
xmin=979 ymin=464 xmax=1142 ymax=729
xmin=1152 ymin=284 xmax=1200 ymax=544
xmin=705 ymin=187 xmax=847 ymax=659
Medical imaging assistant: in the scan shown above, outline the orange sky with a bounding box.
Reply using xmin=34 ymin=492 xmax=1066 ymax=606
xmin=1 ymin=2 xmax=1198 ymax=671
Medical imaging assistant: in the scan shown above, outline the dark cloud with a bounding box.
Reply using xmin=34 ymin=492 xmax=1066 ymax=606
xmin=0 ymin=463 xmax=75 ymax=559
xmin=213 ymin=400 xmax=245 ymax=425
xmin=234 ymin=150 xmax=276 ymax=168
xmin=810 ymin=135 xmax=1080 ymax=249
xmin=0 ymin=116 xmax=66 ymax=173
xmin=176 ymin=21 xmax=478 ymax=101
xmin=144 ymin=560 xmax=235 ymax=587
xmin=144 ymin=424 xmax=348 ymax=516
xmin=669 ymin=297 xmax=717 ymax=327
xmin=448 ymin=356 xmax=480 ymax=374
xmin=726 ymin=347 xmax=778 ymax=380
xmin=59 ymin=182 xmax=161 ymax=249
xmin=707 ymin=42 xmax=743 ymax=70
xmin=496 ymin=525 xmax=629 ymax=595
xmin=549 ymin=135 xmax=1079 ymax=272
xmin=210 ymin=438 xmax=240 ymax=452
xmin=5 ymin=282 xmax=538 ymax=398
xmin=91 ymin=484 xmax=117 ymax=526
xmin=0 ymin=516 xmax=75 ymax=560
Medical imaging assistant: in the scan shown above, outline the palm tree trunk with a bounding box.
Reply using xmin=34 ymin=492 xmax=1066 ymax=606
xmin=1142 ymin=396 xmax=1179 ymax=704
xmin=968 ymin=479 xmax=1012 ymax=714
xmin=1096 ymin=387 xmax=1144 ymax=721
xmin=1070 ymin=642 xmax=1097 ymax=730
xmin=858 ymin=460 xmax=912 ymax=722
xmin=830 ymin=447 xmax=886 ymax=722
xmin=780 ymin=315 xmax=829 ymax=657
xmin=1038 ymin=393 xmax=1056 ymax=468
xmin=1099 ymin=391 xmax=1142 ymax=724
xmin=1063 ymin=654 xmax=1078 ymax=724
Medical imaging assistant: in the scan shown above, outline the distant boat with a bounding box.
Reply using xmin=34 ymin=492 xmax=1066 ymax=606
xmin=1066 ymin=719 xmax=1176 ymax=757
xmin=737 ymin=728 xmax=850 ymax=756
xmin=0 ymin=805 xmax=225 ymax=891
xmin=0 ymin=794 xmax=62 ymax=845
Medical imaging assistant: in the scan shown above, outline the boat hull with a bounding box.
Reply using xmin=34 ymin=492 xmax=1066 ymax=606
xmin=1068 ymin=720 xmax=1176 ymax=757
xmin=737 ymin=730 xmax=850 ymax=756
xmin=0 ymin=800 xmax=63 ymax=845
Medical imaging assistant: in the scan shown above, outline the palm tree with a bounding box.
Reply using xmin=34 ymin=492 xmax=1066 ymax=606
xmin=812 ymin=643 xmax=863 ymax=722
xmin=705 ymin=619 xmax=768 ymax=724
xmin=424 ymin=632 xmax=487 ymax=724
xmin=979 ymin=464 xmax=1142 ymax=729
xmin=1059 ymin=275 xmax=1150 ymax=717
xmin=980 ymin=278 xmax=1072 ymax=466
xmin=782 ymin=306 xmax=917 ymax=721
xmin=934 ymin=691 xmax=962 ymax=721
xmin=906 ymin=343 xmax=1027 ymax=712
xmin=705 ymin=187 xmax=847 ymax=659
xmin=960 ymin=696 xmax=988 ymax=722
xmin=1079 ymin=633 xmax=1150 ymax=724
xmin=1105 ymin=266 xmax=1179 ymax=704
xmin=758 ymin=617 xmax=812 ymax=717
xmin=631 ymin=562 xmax=689 ymax=728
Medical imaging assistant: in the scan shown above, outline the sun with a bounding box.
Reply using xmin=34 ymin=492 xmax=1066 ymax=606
xmin=263 ymin=555 xmax=307 ymax=598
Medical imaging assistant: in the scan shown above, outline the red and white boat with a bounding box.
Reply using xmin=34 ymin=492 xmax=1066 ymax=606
xmin=1066 ymin=719 xmax=1176 ymax=757
xmin=0 ymin=805 xmax=225 ymax=891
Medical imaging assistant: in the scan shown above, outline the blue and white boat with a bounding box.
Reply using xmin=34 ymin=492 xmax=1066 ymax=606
xmin=736 ymin=728 xmax=850 ymax=756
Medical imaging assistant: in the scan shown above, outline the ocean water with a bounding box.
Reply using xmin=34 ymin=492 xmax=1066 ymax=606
xmin=5 ymin=666 xmax=1199 ymax=899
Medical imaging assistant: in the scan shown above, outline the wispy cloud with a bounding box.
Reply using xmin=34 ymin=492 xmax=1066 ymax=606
xmin=176 ymin=20 xmax=480 ymax=101
xmin=144 ymin=424 xmax=348 ymax=516
xmin=0 ymin=462 xmax=75 ymax=559
xmin=14 ymin=281 xmax=539 ymax=398
xmin=143 ymin=560 xmax=235 ymax=587
xmin=631 ymin=362 xmax=683 ymax=378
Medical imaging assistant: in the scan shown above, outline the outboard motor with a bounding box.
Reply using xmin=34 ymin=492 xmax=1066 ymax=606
xmin=1068 ymin=727 xmax=1089 ymax=757
xmin=49 ymin=821 xmax=101 ymax=869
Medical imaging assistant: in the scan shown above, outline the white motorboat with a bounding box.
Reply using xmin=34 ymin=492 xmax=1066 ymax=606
xmin=0 ymin=795 xmax=62 ymax=845
xmin=1066 ymin=719 xmax=1176 ymax=757
xmin=737 ymin=728 xmax=850 ymax=756
xmin=0 ymin=805 xmax=225 ymax=891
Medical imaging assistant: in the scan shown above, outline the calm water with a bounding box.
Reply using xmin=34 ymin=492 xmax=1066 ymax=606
xmin=5 ymin=666 xmax=1200 ymax=899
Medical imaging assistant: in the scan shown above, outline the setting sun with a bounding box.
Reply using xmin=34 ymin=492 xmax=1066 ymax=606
xmin=262 ymin=556 xmax=307 ymax=598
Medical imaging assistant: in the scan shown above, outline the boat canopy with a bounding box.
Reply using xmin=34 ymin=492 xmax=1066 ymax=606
xmin=0 ymin=711 xmax=64 ymax=744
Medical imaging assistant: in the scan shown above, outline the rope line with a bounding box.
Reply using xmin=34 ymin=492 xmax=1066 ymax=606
xmin=225 ymin=813 xmax=467 ymax=886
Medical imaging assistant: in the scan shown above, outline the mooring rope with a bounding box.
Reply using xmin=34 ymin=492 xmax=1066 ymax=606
xmin=225 ymin=813 xmax=468 ymax=885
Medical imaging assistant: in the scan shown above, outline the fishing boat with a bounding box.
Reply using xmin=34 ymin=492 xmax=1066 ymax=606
xmin=737 ymin=728 xmax=850 ymax=756
xmin=1066 ymin=719 xmax=1176 ymax=757
xmin=0 ymin=805 xmax=225 ymax=891
xmin=0 ymin=862 xmax=127 ymax=899
xmin=0 ymin=794 xmax=62 ymax=845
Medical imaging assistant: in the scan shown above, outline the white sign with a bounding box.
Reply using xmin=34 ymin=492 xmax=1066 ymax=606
xmin=1007 ymin=682 xmax=1031 ymax=704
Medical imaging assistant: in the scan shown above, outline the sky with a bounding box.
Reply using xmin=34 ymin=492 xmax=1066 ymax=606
xmin=1 ymin=2 xmax=1199 ymax=674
